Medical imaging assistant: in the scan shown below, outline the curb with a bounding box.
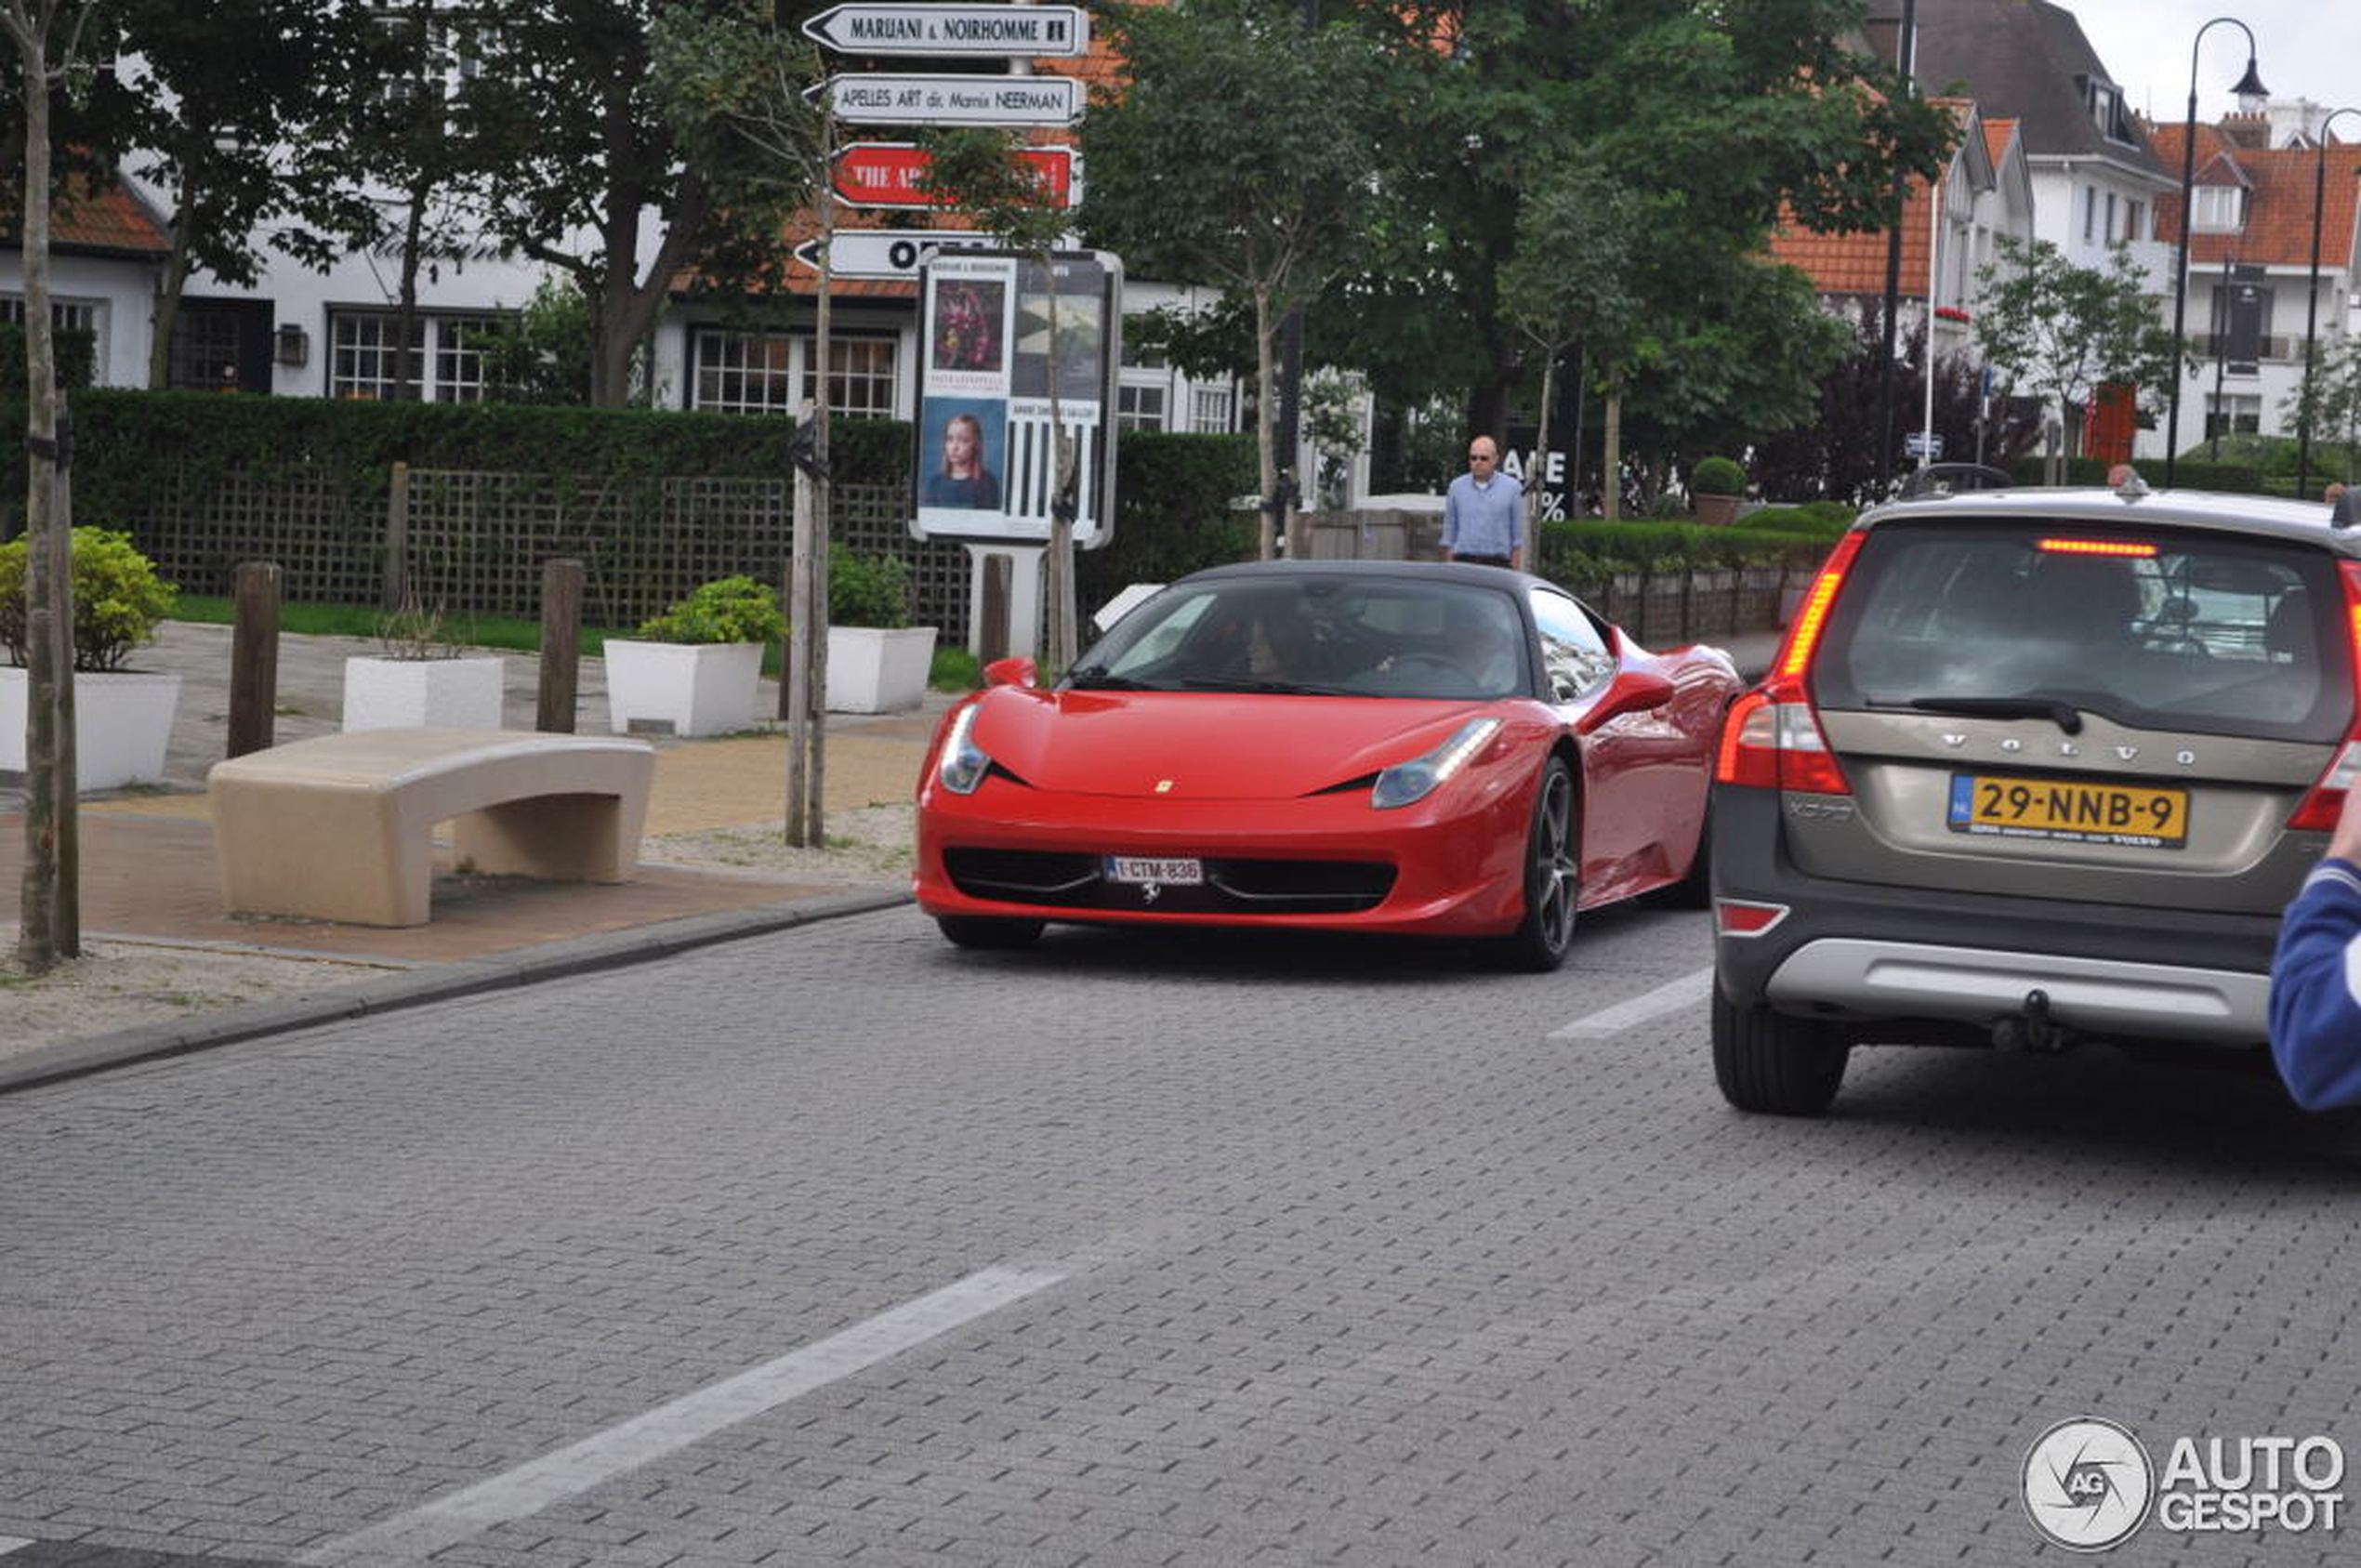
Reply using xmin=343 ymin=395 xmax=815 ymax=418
xmin=0 ymin=887 xmax=915 ymax=1098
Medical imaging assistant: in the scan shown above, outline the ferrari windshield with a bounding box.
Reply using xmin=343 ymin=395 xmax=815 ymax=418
xmin=1071 ymin=575 xmax=1529 ymax=700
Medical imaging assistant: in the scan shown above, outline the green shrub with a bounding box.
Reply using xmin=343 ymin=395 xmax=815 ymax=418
xmin=1690 ymin=455 xmax=1746 ymax=495
xmin=828 ymin=544 xmax=910 ymax=628
xmin=1734 ymin=502 xmax=1854 ymax=541
xmin=0 ymin=525 xmax=178 ymax=671
xmin=1535 ymin=517 xmax=1827 ymax=585
xmin=636 ymin=574 xmax=785 ymax=644
xmin=1080 ymin=432 xmax=1258 ymax=616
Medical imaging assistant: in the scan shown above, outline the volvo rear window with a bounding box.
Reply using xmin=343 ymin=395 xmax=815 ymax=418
xmin=1812 ymin=521 xmax=2351 ymax=744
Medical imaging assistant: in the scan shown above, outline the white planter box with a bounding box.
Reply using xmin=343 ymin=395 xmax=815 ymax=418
xmin=0 ymin=666 xmax=181 ymax=790
xmin=604 ymin=639 xmax=764 ymax=737
xmin=827 ymin=626 xmax=938 ymax=714
xmin=343 ymin=654 xmax=506 ymax=731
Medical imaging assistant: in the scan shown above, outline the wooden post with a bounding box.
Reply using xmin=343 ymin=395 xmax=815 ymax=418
xmin=227 ymin=560 xmax=282 ymax=758
xmin=979 ymin=553 xmax=1011 ymax=663
xmin=383 ymin=460 xmax=410 ymax=612
xmin=785 ymin=455 xmax=816 ymax=846
xmin=535 ymin=558 xmax=584 ymax=733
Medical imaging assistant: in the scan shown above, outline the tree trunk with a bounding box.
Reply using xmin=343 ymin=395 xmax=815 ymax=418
xmin=1253 ymin=284 xmax=1276 ymax=560
xmin=1042 ymin=257 xmax=1077 ymax=671
xmin=1526 ymin=342 xmax=1558 ymax=536
xmin=1603 ymin=376 xmax=1625 ymax=523
xmin=14 ymin=6 xmax=72 ymax=970
xmin=145 ymin=211 xmax=195 ymax=390
xmin=393 ymin=178 xmax=429 ymax=402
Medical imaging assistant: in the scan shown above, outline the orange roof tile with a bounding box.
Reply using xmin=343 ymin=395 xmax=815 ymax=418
xmin=2150 ymin=123 xmax=2361 ymax=270
xmin=2 ymin=172 xmax=168 ymax=257
xmin=1982 ymin=116 xmax=2017 ymax=167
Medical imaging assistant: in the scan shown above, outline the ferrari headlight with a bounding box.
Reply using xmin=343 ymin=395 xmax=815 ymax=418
xmin=1371 ymin=718 xmax=1501 ymax=810
xmin=937 ymin=704 xmax=993 ymax=795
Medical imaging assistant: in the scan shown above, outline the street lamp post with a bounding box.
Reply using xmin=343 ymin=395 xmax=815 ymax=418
xmin=2298 ymin=108 xmax=2361 ymax=502
xmin=2166 ymin=18 xmax=2266 ymax=491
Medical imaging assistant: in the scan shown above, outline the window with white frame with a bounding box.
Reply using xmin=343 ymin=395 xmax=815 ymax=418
xmin=802 ymin=335 xmax=896 ymax=418
xmin=1117 ymin=382 xmax=1167 ymax=431
xmin=2193 ymin=185 xmax=2247 ymax=231
xmin=692 ymin=328 xmax=898 ymax=417
xmin=0 ymin=295 xmax=99 ymax=337
xmin=692 ymin=328 xmax=796 ymax=414
xmin=1189 ymin=384 xmax=1233 ymax=433
xmin=330 ymin=311 xmax=511 ymax=401
xmin=2126 ymin=200 xmax=2145 ymax=243
xmin=2207 ymin=392 xmax=2261 ymax=436
xmin=2083 ymin=186 xmax=2097 ymax=243
xmin=433 ymin=314 xmax=507 ymax=402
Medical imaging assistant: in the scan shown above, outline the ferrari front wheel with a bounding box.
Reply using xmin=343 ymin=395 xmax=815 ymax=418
xmin=935 ymin=916 xmax=1046 ymax=950
xmin=1486 ymin=756 xmax=1579 ymax=972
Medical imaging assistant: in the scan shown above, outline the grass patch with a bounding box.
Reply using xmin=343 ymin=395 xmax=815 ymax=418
xmin=930 ymin=645 xmax=981 ymax=691
xmin=170 ymin=594 xmax=637 ymax=657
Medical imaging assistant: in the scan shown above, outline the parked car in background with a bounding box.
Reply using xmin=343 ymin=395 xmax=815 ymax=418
xmin=1709 ymin=477 xmax=2361 ymax=1113
xmin=917 ymin=560 xmax=1740 ymax=969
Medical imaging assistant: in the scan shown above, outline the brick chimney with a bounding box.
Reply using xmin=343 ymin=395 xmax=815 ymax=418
xmin=2219 ymin=112 xmax=2271 ymax=151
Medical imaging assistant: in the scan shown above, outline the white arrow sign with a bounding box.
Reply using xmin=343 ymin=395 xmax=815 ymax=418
xmin=796 ymin=230 xmax=999 ymax=279
xmin=813 ymin=72 xmax=1084 ymax=127
xmin=802 ymin=4 xmax=1089 ymax=58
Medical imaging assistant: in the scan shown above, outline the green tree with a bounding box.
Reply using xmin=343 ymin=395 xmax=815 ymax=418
xmin=1079 ymin=0 xmax=1398 ymax=559
xmin=1338 ymin=0 xmax=1955 ymax=444
xmin=2286 ymin=334 xmax=2361 ymax=491
xmin=466 ymin=0 xmax=813 ymax=407
xmin=1498 ymin=158 xmax=1635 ymax=523
xmin=117 ymin=0 xmax=380 ymax=389
xmin=1973 ymin=237 xmax=2183 ymax=481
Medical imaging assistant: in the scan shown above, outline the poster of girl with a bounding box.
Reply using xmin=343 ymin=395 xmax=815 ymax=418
xmin=920 ymin=402 xmax=1002 ymax=509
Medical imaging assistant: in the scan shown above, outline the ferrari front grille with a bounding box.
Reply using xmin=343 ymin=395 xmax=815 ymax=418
xmin=943 ymin=848 xmax=1395 ymax=915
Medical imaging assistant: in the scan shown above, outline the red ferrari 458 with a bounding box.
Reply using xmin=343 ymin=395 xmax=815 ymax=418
xmin=915 ymin=560 xmax=1739 ymax=968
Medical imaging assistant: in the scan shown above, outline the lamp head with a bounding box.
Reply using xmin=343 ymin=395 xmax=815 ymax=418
xmin=2231 ymin=57 xmax=2268 ymax=102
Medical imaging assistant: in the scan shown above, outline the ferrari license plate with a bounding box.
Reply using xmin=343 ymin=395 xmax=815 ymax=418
xmin=1104 ymin=855 xmax=1205 ymax=885
xmin=1946 ymin=773 xmax=2189 ymax=849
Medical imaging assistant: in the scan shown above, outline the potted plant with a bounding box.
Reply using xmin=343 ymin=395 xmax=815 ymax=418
xmin=0 ymin=526 xmax=182 ymax=789
xmin=1690 ymin=455 xmax=1747 ymax=526
xmin=341 ymin=590 xmax=506 ymax=731
xmin=604 ymin=574 xmax=785 ymax=737
xmin=824 ymin=545 xmax=937 ymax=714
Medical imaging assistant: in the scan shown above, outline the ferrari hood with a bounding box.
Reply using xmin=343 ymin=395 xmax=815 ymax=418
xmin=970 ymin=688 xmax=1491 ymax=800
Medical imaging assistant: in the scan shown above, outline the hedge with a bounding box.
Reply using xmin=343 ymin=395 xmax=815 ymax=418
xmin=2006 ymin=455 xmax=2269 ymax=494
xmin=1083 ymin=431 xmax=1258 ymax=613
xmin=1536 ymin=517 xmax=1834 ymax=580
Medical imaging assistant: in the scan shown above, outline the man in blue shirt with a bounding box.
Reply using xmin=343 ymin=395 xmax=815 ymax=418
xmin=1442 ymin=436 xmax=1524 ymax=570
xmin=2270 ymin=782 xmax=2361 ymax=1109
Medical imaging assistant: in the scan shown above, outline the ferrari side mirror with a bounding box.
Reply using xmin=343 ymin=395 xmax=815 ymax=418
xmin=983 ymin=656 xmax=1038 ymax=689
xmin=1576 ymin=669 xmax=1676 ymax=735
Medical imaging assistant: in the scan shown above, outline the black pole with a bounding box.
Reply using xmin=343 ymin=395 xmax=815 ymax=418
xmin=2299 ymin=110 xmax=2359 ymax=501
xmin=2169 ymin=20 xmax=2263 ymax=491
xmin=1874 ymin=0 xmax=1918 ymax=493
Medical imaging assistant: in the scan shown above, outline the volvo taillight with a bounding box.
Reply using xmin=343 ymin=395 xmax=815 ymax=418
xmin=1716 ymin=532 xmax=1861 ymax=795
xmin=2288 ymin=560 xmax=2361 ymax=830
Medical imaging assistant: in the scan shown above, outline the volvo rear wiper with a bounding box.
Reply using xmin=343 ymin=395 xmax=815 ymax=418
xmin=1905 ymin=694 xmax=2085 ymax=734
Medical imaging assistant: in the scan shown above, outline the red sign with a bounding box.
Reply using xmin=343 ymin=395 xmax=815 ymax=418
xmin=832 ymin=141 xmax=1077 ymax=208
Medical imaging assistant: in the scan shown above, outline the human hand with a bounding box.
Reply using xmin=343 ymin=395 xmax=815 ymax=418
xmin=2330 ymin=782 xmax=2361 ymax=866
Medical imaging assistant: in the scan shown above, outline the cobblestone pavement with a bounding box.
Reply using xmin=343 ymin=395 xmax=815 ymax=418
xmin=4 ymin=905 xmax=2358 ymax=1566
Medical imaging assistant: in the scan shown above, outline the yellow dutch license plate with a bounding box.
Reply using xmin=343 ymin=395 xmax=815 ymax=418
xmin=1946 ymin=773 xmax=2190 ymax=849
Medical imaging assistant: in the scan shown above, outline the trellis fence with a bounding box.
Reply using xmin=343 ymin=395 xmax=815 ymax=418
xmin=131 ymin=462 xmax=974 ymax=643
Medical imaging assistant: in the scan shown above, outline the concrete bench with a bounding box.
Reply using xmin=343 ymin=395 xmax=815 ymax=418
xmin=209 ymin=729 xmax=656 ymax=927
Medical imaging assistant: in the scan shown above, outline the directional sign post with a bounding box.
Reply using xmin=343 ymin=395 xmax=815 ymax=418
xmin=812 ymin=72 xmax=1084 ymax=128
xmin=834 ymin=142 xmax=1078 ymax=209
xmin=796 ymin=230 xmax=998 ymax=280
xmin=802 ymin=4 xmax=1089 ymax=58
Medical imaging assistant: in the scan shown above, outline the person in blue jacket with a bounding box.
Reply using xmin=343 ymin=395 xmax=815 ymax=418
xmin=2270 ymin=780 xmax=2361 ymax=1109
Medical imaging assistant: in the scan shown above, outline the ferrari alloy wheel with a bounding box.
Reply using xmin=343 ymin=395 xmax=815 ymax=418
xmin=1490 ymin=756 xmax=1579 ymax=971
xmin=1710 ymin=983 xmax=1850 ymax=1115
xmin=935 ymin=916 xmax=1046 ymax=950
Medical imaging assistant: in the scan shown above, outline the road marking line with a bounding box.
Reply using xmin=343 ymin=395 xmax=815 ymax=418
xmin=1549 ymin=965 xmax=1714 ymax=1039
xmin=0 ymin=1538 xmax=33 ymax=1557
xmin=299 ymin=1264 xmax=1064 ymax=1566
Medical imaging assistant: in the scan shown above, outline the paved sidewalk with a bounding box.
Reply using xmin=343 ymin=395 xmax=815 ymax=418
xmin=0 ymin=623 xmax=947 ymax=1091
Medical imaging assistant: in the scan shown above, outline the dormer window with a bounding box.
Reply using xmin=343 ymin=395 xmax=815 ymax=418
xmin=2085 ymin=78 xmax=2131 ymax=144
xmin=2192 ymin=184 xmax=2249 ymax=231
